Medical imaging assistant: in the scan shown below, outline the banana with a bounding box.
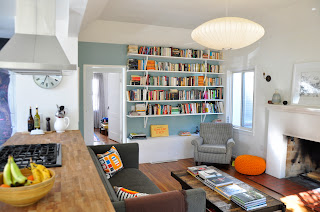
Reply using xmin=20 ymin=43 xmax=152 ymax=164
xmin=9 ymin=156 xmax=27 ymax=185
xmin=35 ymin=164 xmax=51 ymax=181
xmin=24 ymin=180 xmax=33 ymax=186
xmin=30 ymin=163 xmax=43 ymax=184
xmin=3 ymin=157 xmax=13 ymax=187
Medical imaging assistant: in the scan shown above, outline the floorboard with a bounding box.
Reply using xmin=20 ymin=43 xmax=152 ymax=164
xmin=94 ymin=128 xmax=118 ymax=144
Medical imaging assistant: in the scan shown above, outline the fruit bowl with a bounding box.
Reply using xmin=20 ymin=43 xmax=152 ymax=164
xmin=0 ymin=168 xmax=55 ymax=207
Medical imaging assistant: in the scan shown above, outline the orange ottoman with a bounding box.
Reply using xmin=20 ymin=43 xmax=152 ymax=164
xmin=234 ymin=155 xmax=266 ymax=175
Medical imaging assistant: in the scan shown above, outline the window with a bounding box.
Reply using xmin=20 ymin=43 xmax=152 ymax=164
xmin=230 ymin=70 xmax=254 ymax=130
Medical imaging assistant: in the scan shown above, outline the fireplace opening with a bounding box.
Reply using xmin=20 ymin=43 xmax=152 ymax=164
xmin=286 ymin=136 xmax=320 ymax=188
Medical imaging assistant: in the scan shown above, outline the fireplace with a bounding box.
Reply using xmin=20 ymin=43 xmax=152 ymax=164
xmin=266 ymin=105 xmax=320 ymax=178
xmin=286 ymin=137 xmax=320 ymax=178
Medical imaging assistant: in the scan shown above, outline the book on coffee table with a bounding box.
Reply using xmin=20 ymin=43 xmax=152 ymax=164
xmin=214 ymin=184 xmax=246 ymax=200
xmin=187 ymin=165 xmax=209 ymax=177
xmin=205 ymin=175 xmax=233 ymax=187
xmin=231 ymin=190 xmax=267 ymax=211
xmin=198 ymin=169 xmax=222 ymax=179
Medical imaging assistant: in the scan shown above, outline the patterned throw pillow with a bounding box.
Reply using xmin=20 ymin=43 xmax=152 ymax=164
xmin=97 ymin=146 xmax=124 ymax=179
xmin=113 ymin=186 xmax=149 ymax=200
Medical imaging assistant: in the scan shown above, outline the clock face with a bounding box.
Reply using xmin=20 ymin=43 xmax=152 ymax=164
xmin=33 ymin=75 xmax=62 ymax=89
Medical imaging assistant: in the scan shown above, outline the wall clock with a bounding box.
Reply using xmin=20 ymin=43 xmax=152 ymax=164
xmin=33 ymin=75 xmax=62 ymax=89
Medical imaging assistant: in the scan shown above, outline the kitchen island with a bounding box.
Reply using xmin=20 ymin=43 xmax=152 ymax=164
xmin=0 ymin=130 xmax=115 ymax=212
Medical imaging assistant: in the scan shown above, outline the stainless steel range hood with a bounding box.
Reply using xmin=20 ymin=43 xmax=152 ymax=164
xmin=0 ymin=0 xmax=77 ymax=74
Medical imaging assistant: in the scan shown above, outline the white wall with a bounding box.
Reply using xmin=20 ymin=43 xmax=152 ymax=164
xmin=225 ymin=0 xmax=320 ymax=158
xmin=14 ymin=36 xmax=79 ymax=132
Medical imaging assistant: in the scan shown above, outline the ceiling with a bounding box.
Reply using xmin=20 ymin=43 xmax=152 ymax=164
xmin=84 ymin=0 xmax=300 ymax=30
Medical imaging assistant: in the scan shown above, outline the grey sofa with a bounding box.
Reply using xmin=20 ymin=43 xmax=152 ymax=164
xmin=192 ymin=123 xmax=235 ymax=165
xmin=87 ymin=143 xmax=206 ymax=212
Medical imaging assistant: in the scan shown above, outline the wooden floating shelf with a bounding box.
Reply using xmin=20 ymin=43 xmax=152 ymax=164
xmin=126 ymin=85 xmax=224 ymax=88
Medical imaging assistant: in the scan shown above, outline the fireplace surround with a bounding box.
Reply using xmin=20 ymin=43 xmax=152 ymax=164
xmin=266 ymin=105 xmax=320 ymax=178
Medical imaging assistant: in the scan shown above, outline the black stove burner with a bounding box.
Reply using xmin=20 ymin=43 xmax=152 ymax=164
xmin=0 ymin=143 xmax=62 ymax=171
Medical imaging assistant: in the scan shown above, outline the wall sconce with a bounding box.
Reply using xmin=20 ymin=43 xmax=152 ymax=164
xmin=263 ymin=72 xmax=271 ymax=82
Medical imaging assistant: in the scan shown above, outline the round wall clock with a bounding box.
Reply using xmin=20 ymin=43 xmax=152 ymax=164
xmin=33 ymin=75 xmax=63 ymax=89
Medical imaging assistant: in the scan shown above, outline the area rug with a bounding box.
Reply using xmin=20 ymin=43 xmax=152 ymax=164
xmin=94 ymin=133 xmax=100 ymax=142
xmin=246 ymin=173 xmax=309 ymax=196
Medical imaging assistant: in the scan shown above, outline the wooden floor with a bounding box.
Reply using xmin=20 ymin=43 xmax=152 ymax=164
xmin=94 ymin=128 xmax=118 ymax=144
xmin=140 ymin=158 xmax=310 ymax=212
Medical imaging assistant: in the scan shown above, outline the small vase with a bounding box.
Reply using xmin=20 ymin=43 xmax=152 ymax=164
xmin=272 ymin=90 xmax=281 ymax=104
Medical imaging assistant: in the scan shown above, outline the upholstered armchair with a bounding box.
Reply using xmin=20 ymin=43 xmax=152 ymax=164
xmin=191 ymin=123 xmax=235 ymax=165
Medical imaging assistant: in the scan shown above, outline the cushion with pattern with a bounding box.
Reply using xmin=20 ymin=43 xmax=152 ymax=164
xmin=97 ymin=146 xmax=124 ymax=179
xmin=113 ymin=186 xmax=149 ymax=200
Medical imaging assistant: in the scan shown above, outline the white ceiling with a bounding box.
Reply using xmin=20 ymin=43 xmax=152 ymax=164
xmin=94 ymin=0 xmax=300 ymax=29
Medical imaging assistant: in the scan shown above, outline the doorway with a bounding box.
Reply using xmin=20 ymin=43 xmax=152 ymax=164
xmin=83 ymin=65 xmax=127 ymax=145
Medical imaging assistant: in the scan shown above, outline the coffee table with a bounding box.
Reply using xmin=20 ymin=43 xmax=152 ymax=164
xmin=171 ymin=167 xmax=286 ymax=212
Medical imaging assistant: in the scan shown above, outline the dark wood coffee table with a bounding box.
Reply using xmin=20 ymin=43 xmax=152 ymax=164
xmin=171 ymin=167 xmax=286 ymax=212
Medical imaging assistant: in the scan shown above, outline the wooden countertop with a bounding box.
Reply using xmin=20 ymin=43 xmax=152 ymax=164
xmin=0 ymin=130 xmax=115 ymax=212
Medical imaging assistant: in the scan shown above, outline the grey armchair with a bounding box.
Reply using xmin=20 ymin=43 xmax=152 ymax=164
xmin=191 ymin=123 xmax=235 ymax=165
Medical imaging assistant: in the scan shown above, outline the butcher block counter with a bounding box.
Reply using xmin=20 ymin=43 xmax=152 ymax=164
xmin=0 ymin=130 xmax=115 ymax=212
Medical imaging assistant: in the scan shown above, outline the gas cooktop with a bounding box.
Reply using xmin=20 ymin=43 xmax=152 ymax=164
xmin=0 ymin=143 xmax=62 ymax=172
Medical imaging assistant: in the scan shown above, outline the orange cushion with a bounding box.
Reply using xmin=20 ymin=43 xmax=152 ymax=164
xmin=234 ymin=155 xmax=266 ymax=175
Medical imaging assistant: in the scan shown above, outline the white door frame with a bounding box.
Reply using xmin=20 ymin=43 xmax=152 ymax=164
xmin=83 ymin=65 xmax=127 ymax=145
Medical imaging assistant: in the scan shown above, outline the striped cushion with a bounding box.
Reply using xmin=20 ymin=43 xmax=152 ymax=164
xmin=97 ymin=146 xmax=124 ymax=179
xmin=113 ymin=186 xmax=149 ymax=200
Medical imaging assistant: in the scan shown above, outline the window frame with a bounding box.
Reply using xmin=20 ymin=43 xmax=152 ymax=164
xmin=227 ymin=68 xmax=256 ymax=134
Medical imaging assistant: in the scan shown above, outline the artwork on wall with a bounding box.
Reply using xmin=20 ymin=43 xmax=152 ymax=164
xmin=0 ymin=69 xmax=12 ymax=145
xmin=291 ymin=62 xmax=320 ymax=106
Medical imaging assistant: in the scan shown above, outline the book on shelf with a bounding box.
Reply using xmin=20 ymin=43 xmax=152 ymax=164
xmin=135 ymin=104 xmax=146 ymax=112
xmin=205 ymin=175 xmax=233 ymax=187
xmin=126 ymin=89 xmax=223 ymax=101
xmin=128 ymin=133 xmax=147 ymax=140
xmin=128 ymin=74 xmax=222 ymax=87
xmin=129 ymin=111 xmax=146 ymax=116
xmin=127 ymin=59 xmax=221 ymax=73
xmin=129 ymin=46 xmax=223 ymax=60
xmin=128 ymin=45 xmax=138 ymax=54
xmin=179 ymin=131 xmax=191 ymax=136
xmin=214 ymin=184 xmax=246 ymax=200
xmin=187 ymin=165 xmax=209 ymax=176
xmin=198 ymin=168 xmax=222 ymax=179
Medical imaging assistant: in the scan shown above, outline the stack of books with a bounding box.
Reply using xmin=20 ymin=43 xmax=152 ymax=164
xmin=231 ymin=191 xmax=267 ymax=211
xmin=214 ymin=184 xmax=246 ymax=200
xmin=205 ymin=175 xmax=233 ymax=188
xmin=187 ymin=165 xmax=209 ymax=177
xmin=179 ymin=131 xmax=191 ymax=136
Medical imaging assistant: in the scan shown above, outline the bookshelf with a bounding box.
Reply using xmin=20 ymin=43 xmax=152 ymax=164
xmin=126 ymin=45 xmax=225 ymax=130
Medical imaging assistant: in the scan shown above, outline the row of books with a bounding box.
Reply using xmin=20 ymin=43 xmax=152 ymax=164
xmin=127 ymin=59 xmax=221 ymax=73
xmin=128 ymin=45 xmax=223 ymax=59
xmin=130 ymin=75 xmax=222 ymax=87
xmin=187 ymin=165 xmax=267 ymax=211
xmin=130 ymin=102 xmax=224 ymax=116
xmin=126 ymin=89 xmax=223 ymax=101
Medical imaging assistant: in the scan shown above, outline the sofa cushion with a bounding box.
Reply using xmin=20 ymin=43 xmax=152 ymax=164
xmin=109 ymin=168 xmax=162 ymax=194
xmin=114 ymin=186 xmax=149 ymax=200
xmin=97 ymin=146 xmax=124 ymax=179
xmin=198 ymin=144 xmax=226 ymax=154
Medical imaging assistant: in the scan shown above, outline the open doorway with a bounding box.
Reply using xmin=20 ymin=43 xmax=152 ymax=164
xmin=83 ymin=65 xmax=127 ymax=146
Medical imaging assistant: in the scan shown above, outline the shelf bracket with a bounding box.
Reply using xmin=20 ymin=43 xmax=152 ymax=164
xmin=144 ymin=117 xmax=148 ymax=128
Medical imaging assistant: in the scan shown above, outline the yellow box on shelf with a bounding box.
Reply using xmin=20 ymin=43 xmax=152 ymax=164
xmin=150 ymin=125 xmax=169 ymax=137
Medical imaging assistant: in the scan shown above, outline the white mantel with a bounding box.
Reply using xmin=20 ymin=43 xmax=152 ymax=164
xmin=266 ymin=104 xmax=320 ymax=179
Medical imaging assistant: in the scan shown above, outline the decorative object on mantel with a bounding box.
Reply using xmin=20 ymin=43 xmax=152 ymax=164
xmin=283 ymin=101 xmax=288 ymax=105
xmin=291 ymin=62 xmax=320 ymax=106
xmin=267 ymin=100 xmax=273 ymax=104
xmin=272 ymin=89 xmax=281 ymax=104
xmin=191 ymin=0 xmax=264 ymax=50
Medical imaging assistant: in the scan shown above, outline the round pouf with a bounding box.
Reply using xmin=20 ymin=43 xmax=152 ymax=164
xmin=234 ymin=155 xmax=266 ymax=175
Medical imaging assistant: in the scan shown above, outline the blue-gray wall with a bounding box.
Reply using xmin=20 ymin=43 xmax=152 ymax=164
xmin=78 ymin=42 xmax=218 ymax=137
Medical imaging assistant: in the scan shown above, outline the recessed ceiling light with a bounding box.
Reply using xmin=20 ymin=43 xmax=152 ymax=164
xmin=312 ymin=8 xmax=317 ymax=11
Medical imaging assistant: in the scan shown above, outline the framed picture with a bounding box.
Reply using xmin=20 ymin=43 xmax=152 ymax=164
xmin=291 ymin=62 xmax=320 ymax=106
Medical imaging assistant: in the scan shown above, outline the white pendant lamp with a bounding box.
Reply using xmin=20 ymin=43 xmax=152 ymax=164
xmin=191 ymin=17 xmax=265 ymax=50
